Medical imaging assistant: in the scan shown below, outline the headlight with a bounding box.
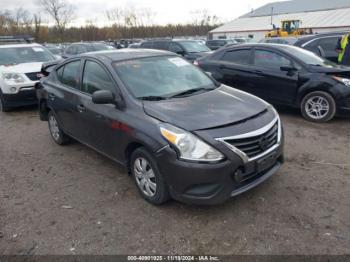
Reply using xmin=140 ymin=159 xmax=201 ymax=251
xmin=333 ymin=76 xmax=350 ymax=87
xmin=160 ymin=123 xmax=224 ymax=162
xmin=2 ymin=73 xmax=26 ymax=84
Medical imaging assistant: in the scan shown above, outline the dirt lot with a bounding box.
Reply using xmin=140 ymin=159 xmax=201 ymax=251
xmin=0 ymin=106 xmax=349 ymax=255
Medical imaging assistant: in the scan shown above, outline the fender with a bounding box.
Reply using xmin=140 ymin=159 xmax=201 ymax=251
xmin=296 ymin=74 xmax=339 ymax=105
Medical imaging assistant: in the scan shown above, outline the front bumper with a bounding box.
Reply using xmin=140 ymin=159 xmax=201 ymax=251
xmin=337 ymin=97 xmax=350 ymax=117
xmin=156 ymin=143 xmax=284 ymax=205
xmin=2 ymin=88 xmax=37 ymax=108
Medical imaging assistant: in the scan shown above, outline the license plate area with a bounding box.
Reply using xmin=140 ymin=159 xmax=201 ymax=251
xmin=256 ymin=151 xmax=277 ymax=173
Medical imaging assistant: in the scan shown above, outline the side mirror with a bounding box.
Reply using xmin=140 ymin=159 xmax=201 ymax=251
xmin=176 ymin=50 xmax=185 ymax=56
xmin=280 ymin=66 xmax=297 ymax=72
xmin=280 ymin=66 xmax=298 ymax=76
xmin=92 ymin=90 xmax=116 ymax=105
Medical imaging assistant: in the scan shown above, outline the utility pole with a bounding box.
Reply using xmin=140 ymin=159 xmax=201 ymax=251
xmin=270 ymin=6 xmax=274 ymax=26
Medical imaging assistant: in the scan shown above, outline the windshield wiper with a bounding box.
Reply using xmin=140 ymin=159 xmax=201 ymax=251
xmin=138 ymin=96 xmax=168 ymax=101
xmin=169 ymin=87 xmax=216 ymax=98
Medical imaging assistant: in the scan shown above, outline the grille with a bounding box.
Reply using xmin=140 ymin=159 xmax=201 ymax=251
xmin=223 ymin=122 xmax=278 ymax=159
xmin=25 ymin=72 xmax=41 ymax=81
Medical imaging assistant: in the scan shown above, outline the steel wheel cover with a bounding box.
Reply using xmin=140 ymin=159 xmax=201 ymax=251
xmin=134 ymin=157 xmax=157 ymax=197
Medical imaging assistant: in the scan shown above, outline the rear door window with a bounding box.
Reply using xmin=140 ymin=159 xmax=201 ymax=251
xmin=57 ymin=60 xmax=81 ymax=89
xmin=141 ymin=42 xmax=153 ymax=48
xmin=221 ymin=49 xmax=251 ymax=65
xmin=152 ymin=41 xmax=169 ymax=50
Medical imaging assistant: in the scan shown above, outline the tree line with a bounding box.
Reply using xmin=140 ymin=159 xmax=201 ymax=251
xmin=0 ymin=0 xmax=222 ymax=43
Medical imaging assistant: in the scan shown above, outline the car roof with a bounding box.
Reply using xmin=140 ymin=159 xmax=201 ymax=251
xmin=0 ymin=43 xmax=42 ymax=48
xmin=142 ymin=39 xmax=200 ymax=43
xmin=294 ymin=31 xmax=350 ymax=45
xmin=223 ymin=43 xmax=287 ymax=49
xmin=221 ymin=43 xmax=304 ymax=54
xmin=79 ymin=49 xmax=176 ymax=62
xmin=70 ymin=42 xmax=108 ymax=46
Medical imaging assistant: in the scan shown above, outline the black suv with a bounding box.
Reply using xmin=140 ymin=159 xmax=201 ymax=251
xmin=62 ymin=42 xmax=114 ymax=58
xmin=140 ymin=39 xmax=212 ymax=62
xmin=294 ymin=32 xmax=350 ymax=63
xmin=37 ymin=50 xmax=284 ymax=205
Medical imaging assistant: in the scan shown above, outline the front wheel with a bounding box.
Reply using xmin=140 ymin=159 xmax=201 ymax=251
xmin=301 ymin=91 xmax=336 ymax=122
xmin=48 ymin=111 xmax=70 ymax=145
xmin=130 ymin=147 xmax=170 ymax=205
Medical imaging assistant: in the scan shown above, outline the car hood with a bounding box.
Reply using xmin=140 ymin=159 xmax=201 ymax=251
xmin=143 ymin=85 xmax=268 ymax=131
xmin=0 ymin=62 xmax=44 ymax=73
xmin=308 ymin=64 xmax=350 ymax=77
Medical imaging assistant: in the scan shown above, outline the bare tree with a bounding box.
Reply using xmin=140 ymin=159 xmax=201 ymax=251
xmin=137 ymin=7 xmax=156 ymax=27
xmin=33 ymin=13 xmax=42 ymax=40
xmin=39 ymin=0 xmax=75 ymax=33
xmin=106 ymin=7 xmax=124 ymax=27
xmin=191 ymin=9 xmax=220 ymax=27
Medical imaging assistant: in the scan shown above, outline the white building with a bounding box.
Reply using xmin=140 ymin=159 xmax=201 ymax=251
xmin=210 ymin=0 xmax=350 ymax=41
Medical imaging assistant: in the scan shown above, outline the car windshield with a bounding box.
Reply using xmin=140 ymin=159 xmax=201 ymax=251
xmin=284 ymin=46 xmax=337 ymax=67
xmin=178 ymin=41 xmax=211 ymax=53
xmin=92 ymin=43 xmax=115 ymax=51
xmin=114 ymin=56 xmax=216 ymax=99
xmin=0 ymin=46 xmax=55 ymax=65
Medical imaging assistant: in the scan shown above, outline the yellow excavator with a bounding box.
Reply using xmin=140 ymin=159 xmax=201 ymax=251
xmin=265 ymin=20 xmax=312 ymax=38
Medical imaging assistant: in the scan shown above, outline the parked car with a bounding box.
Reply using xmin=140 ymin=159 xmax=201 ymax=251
xmin=293 ymin=31 xmax=350 ymax=63
xmin=194 ymin=39 xmax=207 ymax=46
xmin=62 ymin=42 xmax=115 ymax=58
xmin=259 ymin=37 xmax=299 ymax=45
xmin=140 ymin=39 xmax=212 ymax=62
xmin=233 ymin=38 xmax=249 ymax=44
xmin=206 ymin=39 xmax=237 ymax=50
xmin=128 ymin=43 xmax=141 ymax=49
xmin=195 ymin=44 xmax=350 ymax=122
xmin=0 ymin=43 xmax=56 ymax=112
xmin=44 ymin=44 xmax=63 ymax=59
xmin=36 ymin=49 xmax=284 ymax=205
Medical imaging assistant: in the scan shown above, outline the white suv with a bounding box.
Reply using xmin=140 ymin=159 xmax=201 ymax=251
xmin=0 ymin=43 xmax=56 ymax=112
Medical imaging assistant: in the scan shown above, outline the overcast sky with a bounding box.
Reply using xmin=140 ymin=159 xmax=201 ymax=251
xmin=3 ymin=0 xmax=273 ymax=26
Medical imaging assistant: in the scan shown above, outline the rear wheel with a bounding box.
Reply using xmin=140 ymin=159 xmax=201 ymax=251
xmin=48 ymin=111 xmax=70 ymax=145
xmin=301 ymin=91 xmax=336 ymax=122
xmin=130 ymin=147 xmax=170 ymax=205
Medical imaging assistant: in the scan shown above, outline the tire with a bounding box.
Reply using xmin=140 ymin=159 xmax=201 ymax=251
xmin=48 ymin=111 xmax=70 ymax=145
xmin=130 ymin=147 xmax=170 ymax=205
xmin=301 ymin=91 xmax=336 ymax=123
xmin=0 ymin=91 xmax=10 ymax=112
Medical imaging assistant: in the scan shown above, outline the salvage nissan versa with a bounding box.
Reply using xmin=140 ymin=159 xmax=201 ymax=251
xmin=36 ymin=49 xmax=284 ymax=205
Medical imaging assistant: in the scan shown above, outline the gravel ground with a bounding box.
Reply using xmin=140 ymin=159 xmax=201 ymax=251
xmin=0 ymin=106 xmax=349 ymax=255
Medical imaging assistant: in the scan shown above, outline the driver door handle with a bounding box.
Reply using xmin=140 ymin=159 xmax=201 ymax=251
xmin=77 ymin=105 xmax=86 ymax=113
